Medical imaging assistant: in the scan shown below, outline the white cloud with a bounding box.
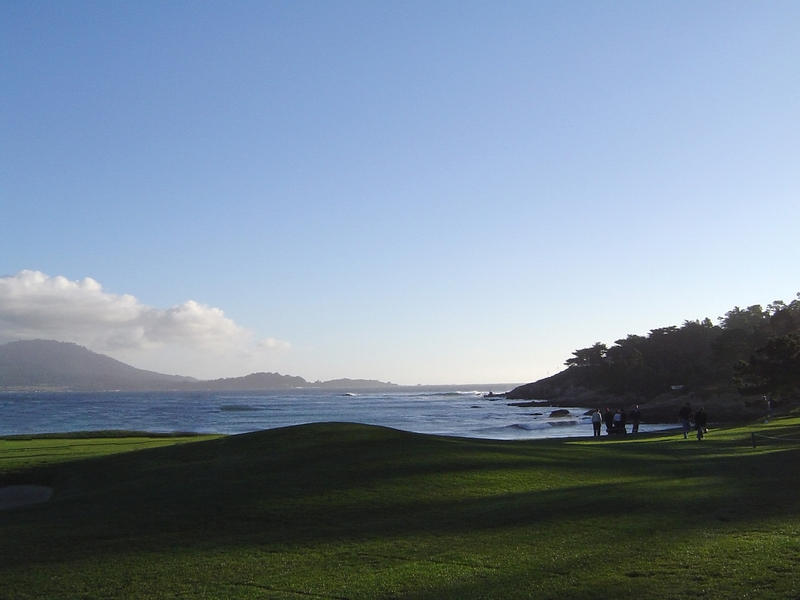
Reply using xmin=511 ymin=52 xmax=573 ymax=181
xmin=257 ymin=337 xmax=292 ymax=350
xmin=0 ymin=270 xmax=289 ymax=377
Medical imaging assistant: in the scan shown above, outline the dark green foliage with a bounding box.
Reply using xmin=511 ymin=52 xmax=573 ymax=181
xmin=735 ymin=333 xmax=800 ymax=398
xmin=562 ymin=294 xmax=800 ymax=399
xmin=564 ymin=342 xmax=608 ymax=368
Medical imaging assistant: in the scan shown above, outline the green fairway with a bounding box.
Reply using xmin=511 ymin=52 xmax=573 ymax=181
xmin=0 ymin=431 xmax=220 ymax=475
xmin=1 ymin=420 xmax=799 ymax=599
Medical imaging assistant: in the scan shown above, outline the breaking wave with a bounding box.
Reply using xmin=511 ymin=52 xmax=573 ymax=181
xmin=474 ymin=422 xmax=552 ymax=434
xmin=403 ymin=391 xmax=485 ymax=398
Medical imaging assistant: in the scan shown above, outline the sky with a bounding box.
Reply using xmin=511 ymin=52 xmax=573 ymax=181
xmin=2 ymin=1 xmax=799 ymax=385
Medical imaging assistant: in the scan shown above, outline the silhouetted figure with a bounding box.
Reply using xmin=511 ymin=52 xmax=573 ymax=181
xmin=613 ymin=409 xmax=625 ymax=434
xmin=603 ymin=408 xmax=614 ymax=435
xmin=591 ymin=409 xmax=603 ymax=438
xmin=630 ymin=405 xmax=641 ymax=433
xmin=679 ymin=403 xmax=692 ymax=439
xmin=695 ymin=407 xmax=707 ymax=440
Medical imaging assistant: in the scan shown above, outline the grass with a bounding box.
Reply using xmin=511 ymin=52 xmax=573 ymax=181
xmin=1 ymin=419 xmax=799 ymax=599
xmin=0 ymin=431 xmax=220 ymax=476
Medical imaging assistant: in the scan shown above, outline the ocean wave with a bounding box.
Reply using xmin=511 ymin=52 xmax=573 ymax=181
xmin=218 ymin=404 xmax=262 ymax=412
xmin=473 ymin=422 xmax=552 ymax=434
xmin=404 ymin=391 xmax=484 ymax=398
xmin=473 ymin=419 xmax=583 ymax=435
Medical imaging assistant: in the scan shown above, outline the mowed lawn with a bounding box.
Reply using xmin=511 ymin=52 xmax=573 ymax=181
xmin=1 ymin=417 xmax=799 ymax=599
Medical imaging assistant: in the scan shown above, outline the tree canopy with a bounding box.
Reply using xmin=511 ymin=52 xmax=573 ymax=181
xmin=735 ymin=333 xmax=800 ymax=398
xmin=562 ymin=294 xmax=800 ymax=400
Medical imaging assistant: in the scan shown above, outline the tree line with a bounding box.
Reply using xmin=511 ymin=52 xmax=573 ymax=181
xmin=564 ymin=294 xmax=800 ymax=401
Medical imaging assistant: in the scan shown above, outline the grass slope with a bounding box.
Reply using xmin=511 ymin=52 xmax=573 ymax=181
xmin=1 ymin=421 xmax=799 ymax=599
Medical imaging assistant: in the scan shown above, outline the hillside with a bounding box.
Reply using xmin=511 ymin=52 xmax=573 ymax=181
xmin=0 ymin=340 xmax=196 ymax=391
xmin=186 ymin=371 xmax=310 ymax=391
xmin=0 ymin=339 xmax=396 ymax=392
xmin=507 ymin=294 xmax=800 ymax=421
xmin=313 ymin=377 xmax=399 ymax=390
xmin=186 ymin=372 xmax=397 ymax=391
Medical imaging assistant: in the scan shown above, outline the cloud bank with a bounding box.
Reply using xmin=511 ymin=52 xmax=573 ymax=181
xmin=0 ymin=270 xmax=289 ymax=377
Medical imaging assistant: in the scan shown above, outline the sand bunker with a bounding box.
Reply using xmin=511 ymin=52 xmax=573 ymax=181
xmin=0 ymin=485 xmax=54 ymax=510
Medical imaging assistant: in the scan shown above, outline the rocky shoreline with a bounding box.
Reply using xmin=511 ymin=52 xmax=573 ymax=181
xmin=505 ymin=386 xmax=771 ymax=425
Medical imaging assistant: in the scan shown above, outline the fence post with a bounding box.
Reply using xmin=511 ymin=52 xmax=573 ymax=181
xmin=751 ymin=432 xmax=756 ymax=448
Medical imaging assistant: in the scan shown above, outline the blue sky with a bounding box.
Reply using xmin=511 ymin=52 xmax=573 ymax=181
xmin=2 ymin=1 xmax=799 ymax=384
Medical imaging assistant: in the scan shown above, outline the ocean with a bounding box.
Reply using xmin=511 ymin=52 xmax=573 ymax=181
xmin=0 ymin=388 xmax=670 ymax=440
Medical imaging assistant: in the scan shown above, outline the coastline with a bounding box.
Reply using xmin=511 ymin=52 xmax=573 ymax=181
xmin=506 ymin=388 xmax=770 ymax=425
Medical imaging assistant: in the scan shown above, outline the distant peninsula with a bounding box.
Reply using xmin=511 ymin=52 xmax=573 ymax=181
xmin=0 ymin=340 xmax=397 ymax=392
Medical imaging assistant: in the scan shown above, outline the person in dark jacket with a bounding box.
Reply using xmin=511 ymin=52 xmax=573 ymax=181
xmin=695 ymin=407 xmax=708 ymax=440
xmin=679 ymin=403 xmax=692 ymax=439
xmin=603 ymin=408 xmax=614 ymax=435
xmin=630 ymin=405 xmax=642 ymax=433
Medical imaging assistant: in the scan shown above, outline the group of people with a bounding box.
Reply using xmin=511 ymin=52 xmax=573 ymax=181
xmin=590 ymin=405 xmax=641 ymax=437
xmin=590 ymin=403 xmax=710 ymax=440
xmin=679 ymin=403 xmax=708 ymax=440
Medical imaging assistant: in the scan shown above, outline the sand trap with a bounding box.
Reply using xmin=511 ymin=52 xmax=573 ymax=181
xmin=0 ymin=485 xmax=54 ymax=510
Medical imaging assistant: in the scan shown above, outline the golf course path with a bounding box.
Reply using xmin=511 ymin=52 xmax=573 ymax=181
xmin=0 ymin=485 xmax=54 ymax=510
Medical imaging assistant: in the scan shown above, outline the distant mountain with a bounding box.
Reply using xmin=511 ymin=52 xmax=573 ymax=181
xmin=314 ymin=378 xmax=398 ymax=390
xmin=189 ymin=372 xmax=309 ymax=391
xmin=0 ymin=340 xmax=397 ymax=392
xmin=0 ymin=340 xmax=196 ymax=391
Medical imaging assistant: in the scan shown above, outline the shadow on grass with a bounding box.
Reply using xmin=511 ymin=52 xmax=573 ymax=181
xmin=2 ymin=422 xmax=799 ymax=574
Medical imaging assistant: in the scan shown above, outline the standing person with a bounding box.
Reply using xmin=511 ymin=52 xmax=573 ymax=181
xmin=603 ymin=408 xmax=614 ymax=435
xmin=612 ymin=409 xmax=623 ymax=434
xmin=630 ymin=405 xmax=642 ymax=434
xmin=679 ymin=403 xmax=692 ymax=439
xmin=695 ymin=407 xmax=708 ymax=440
xmin=591 ymin=409 xmax=603 ymax=438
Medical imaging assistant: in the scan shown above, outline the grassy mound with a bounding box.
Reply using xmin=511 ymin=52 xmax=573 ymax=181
xmin=1 ymin=421 xmax=799 ymax=599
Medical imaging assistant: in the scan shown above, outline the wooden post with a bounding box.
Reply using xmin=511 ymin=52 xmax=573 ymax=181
xmin=751 ymin=432 xmax=756 ymax=448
